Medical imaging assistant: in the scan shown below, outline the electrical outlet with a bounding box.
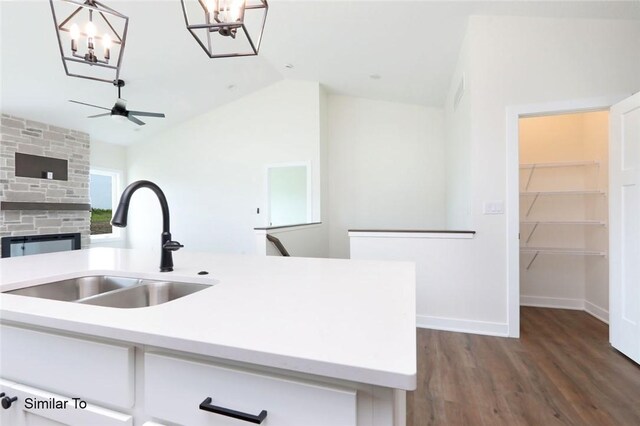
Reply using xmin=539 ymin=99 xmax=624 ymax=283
xmin=483 ymin=201 xmax=504 ymax=215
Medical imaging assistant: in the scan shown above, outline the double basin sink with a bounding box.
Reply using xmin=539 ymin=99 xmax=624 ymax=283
xmin=4 ymin=275 xmax=211 ymax=308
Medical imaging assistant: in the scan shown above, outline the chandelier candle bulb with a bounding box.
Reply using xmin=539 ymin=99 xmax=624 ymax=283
xmin=103 ymin=33 xmax=111 ymax=61
xmin=69 ymin=23 xmax=79 ymax=52
xmin=206 ymin=0 xmax=215 ymax=18
xmin=85 ymin=21 xmax=96 ymax=50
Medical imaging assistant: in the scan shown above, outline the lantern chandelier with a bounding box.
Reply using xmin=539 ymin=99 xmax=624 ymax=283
xmin=49 ymin=0 xmax=269 ymax=85
xmin=180 ymin=0 xmax=269 ymax=58
xmin=49 ymin=0 xmax=128 ymax=84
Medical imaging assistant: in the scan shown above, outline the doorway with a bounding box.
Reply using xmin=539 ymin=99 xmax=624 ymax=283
xmin=518 ymin=111 xmax=609 ymax=324
xmin=507 ymin=93 xmax=640 ymax=364
xmin=505 ymin=95 xmax=625 ymax=338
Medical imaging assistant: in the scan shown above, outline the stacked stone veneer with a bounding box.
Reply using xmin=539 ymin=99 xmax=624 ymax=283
xmin=0 ymin=114 xmax=91 ymax=250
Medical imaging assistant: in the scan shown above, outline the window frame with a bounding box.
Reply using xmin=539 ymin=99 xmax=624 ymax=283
xmin=89 ymin=167 xmax=123 ymax=241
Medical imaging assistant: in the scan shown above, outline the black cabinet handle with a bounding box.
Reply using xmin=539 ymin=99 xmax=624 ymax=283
xmin=1 ymin=395 xmax=17 ymax=409
xmin=199 ymin=397 xmax=267 ymax=424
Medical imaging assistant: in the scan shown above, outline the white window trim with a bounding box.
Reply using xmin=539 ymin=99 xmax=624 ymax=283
xmin=90 ymin=167 xmax=123 ymax=241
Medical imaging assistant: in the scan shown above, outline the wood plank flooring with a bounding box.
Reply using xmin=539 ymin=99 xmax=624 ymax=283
xmin=407 ymin=307 xmax=640 ymax=426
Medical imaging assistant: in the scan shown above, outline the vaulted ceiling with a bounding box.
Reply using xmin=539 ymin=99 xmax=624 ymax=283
xmin=2 ymin=1 xmax=639 ymax=145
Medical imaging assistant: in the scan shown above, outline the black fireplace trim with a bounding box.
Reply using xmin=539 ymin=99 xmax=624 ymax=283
xmin=1 ymin=233 xmax=81 ymax=258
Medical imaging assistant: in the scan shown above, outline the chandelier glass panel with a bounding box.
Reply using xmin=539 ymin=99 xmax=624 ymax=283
xmin=180 ymin=0 xmax=269 ymax=58
xmin=49 ymin=0 xmax=128 ymax=83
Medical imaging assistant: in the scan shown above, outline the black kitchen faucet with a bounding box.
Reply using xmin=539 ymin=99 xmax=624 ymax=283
xmin=111 ymin=180 xmax=183 ymax=272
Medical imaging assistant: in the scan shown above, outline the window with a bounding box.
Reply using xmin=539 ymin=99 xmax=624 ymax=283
xmin=89 ymin=169 xmax=122 ymax=238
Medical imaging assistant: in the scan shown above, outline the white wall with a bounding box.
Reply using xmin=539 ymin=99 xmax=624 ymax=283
xmin=456 ymin=15 xmax=640 ymax=332
xmin=126 ymin=80 xmax=323 ymax=255
xmin=444 ymin=30 xmax=472 ymax=230
xmin=89 ymin=139 xmax=128 ymax=248
xmin=327 ymin=95 xmax=446 ymax=258
xmin=90 ymin=139 xmax=128 ymax=172
xmin=124 ymin=82 xmax=448 ymax=259
xmin=349 ymin=232 xmax=511 ymax=335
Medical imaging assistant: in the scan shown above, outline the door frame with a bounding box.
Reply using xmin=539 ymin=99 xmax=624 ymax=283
xmin=505 ymin=94 xmax=627 ymax=338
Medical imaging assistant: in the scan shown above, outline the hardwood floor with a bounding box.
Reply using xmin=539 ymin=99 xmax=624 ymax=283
xmin=407 ymin=307 xmax=640 ymax=426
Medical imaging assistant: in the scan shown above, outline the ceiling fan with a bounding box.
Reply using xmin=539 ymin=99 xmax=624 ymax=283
xmin=69 ymin=80 xmax=165 ymax=126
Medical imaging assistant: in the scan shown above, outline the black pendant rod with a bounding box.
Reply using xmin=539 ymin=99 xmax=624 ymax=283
xmin=114 ymin=79 xmax=125 ymax=98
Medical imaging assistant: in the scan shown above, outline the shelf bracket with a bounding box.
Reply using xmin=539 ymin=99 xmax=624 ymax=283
xmin=525 ymin=164 xmax=536 ymax=191
xmin=525 ymin=222 xmax=539 ymax=244
xmin=526 ymin=251 xmax=540 ymax=270
xmin=525 ymin=193 xmax=540 ymax=217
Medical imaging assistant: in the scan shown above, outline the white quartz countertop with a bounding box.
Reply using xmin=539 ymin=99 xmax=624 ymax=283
xmin=0 ymin=248 xmax=416 ymax=390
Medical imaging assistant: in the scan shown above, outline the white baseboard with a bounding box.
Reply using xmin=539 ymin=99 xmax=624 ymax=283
xmin=418 ymin=299 xmax=608 ymax=337
xmin=416 ymin=315 xmax=509 ymax=337
xmin=520 ymin=295 xmax=584 ymax=310
xmin=521 ymin=296 xmax=609 ymax=324
xmin=584 ymin=300 xmax=609 ymax=324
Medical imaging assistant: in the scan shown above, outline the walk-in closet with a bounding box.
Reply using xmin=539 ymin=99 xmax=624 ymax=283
xmin=519 ymin=111 xmax=609 ymax=323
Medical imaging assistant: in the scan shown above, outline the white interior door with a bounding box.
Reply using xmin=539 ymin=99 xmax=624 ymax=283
xmin=610 ymin=91 xmax=640 ymax=363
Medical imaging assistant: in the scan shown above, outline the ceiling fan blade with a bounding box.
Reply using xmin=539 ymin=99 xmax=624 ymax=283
xmin=128 ymin=111 xmax=165 ymax=118
xmin=127 ymin=114 xmax=145 ymax=126
xmin=116 ymin=98 xmax=127 ymax=109
xmin=69 ymin=100 xmax=111 ymax=111
xmin=87 ymin=113 xmax=111 ymax=118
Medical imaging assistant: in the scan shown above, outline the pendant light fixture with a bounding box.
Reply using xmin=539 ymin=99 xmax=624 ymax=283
xmin=49 ymin=0 xmax=129 ymax=84
xmin=180 ymin=0 xmax=268 ymax=58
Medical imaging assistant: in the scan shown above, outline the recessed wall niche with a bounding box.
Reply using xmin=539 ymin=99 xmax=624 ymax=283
xmin=15 ymin=152 xmax=68 ymax=181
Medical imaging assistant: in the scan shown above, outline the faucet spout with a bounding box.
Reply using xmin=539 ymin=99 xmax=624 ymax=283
xmin=111 ymin=180 xmax=183 ymax=272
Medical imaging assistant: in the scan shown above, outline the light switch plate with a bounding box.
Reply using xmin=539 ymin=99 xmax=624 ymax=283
xmin=483 ymin=201 xmax=504 ymax=215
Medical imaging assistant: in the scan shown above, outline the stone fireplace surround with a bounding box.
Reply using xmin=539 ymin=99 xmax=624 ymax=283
xmin=0 ymin=114 xmax=91 ymax=252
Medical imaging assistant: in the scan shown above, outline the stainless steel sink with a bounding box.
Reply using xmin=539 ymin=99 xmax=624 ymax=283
xmin=4 ymin=275 xmax=212 ymax=308
xmin=5 ymin=276 xmax=141 ymax=301
xmin=78 ymin=281 xmax=210 ymax=308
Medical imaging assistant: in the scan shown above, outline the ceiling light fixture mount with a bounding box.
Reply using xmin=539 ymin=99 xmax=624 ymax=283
xmin=49 ymin=0 xmax=128 ymax=84
xmin=180 ymin=0 xmax=268 ymax=58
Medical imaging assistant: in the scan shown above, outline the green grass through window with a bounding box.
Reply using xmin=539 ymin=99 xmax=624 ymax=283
xmin=91 ymin=208 xmax=113 ymax=235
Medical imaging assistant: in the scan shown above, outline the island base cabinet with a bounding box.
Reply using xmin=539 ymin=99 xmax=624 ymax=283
xmin=0 ymin=379 xmax=133 ymax=426
xmin=144 ymin=353 xmax=358 ymax=426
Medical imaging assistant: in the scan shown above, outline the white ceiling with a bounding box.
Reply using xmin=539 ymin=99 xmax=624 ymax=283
xmin=2 ymin=1 xmax=639 ymax=145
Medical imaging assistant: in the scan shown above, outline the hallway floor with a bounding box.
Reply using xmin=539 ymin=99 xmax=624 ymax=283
xmin=407 ymin=307 xmax=640 ymax=425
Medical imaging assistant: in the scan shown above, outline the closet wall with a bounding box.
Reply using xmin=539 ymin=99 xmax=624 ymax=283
xmin=519 ymin=111 xmax=609 ymax=321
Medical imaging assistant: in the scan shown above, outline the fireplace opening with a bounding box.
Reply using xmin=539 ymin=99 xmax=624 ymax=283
xmin=1 ymin=233 xmax=81 ymax=258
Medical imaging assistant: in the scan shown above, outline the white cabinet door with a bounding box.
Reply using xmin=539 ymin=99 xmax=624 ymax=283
xmin=145 ymin=353 xmax=357 ymax=426
xmin=610 ymin=91 xmax=640 ymax=364
xmin=0 ymin=380 xmax=132 ymax=426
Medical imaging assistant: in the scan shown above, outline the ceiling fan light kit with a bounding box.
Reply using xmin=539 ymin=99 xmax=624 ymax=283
xmin=49 ymin=0 xmax=129 ymax=84
xmin=180 ymin=0 xmax=269 ymax=58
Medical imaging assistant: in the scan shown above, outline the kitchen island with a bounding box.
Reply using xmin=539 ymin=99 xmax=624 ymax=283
xmin=0 ymin=248 xmax=416 ymax=426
